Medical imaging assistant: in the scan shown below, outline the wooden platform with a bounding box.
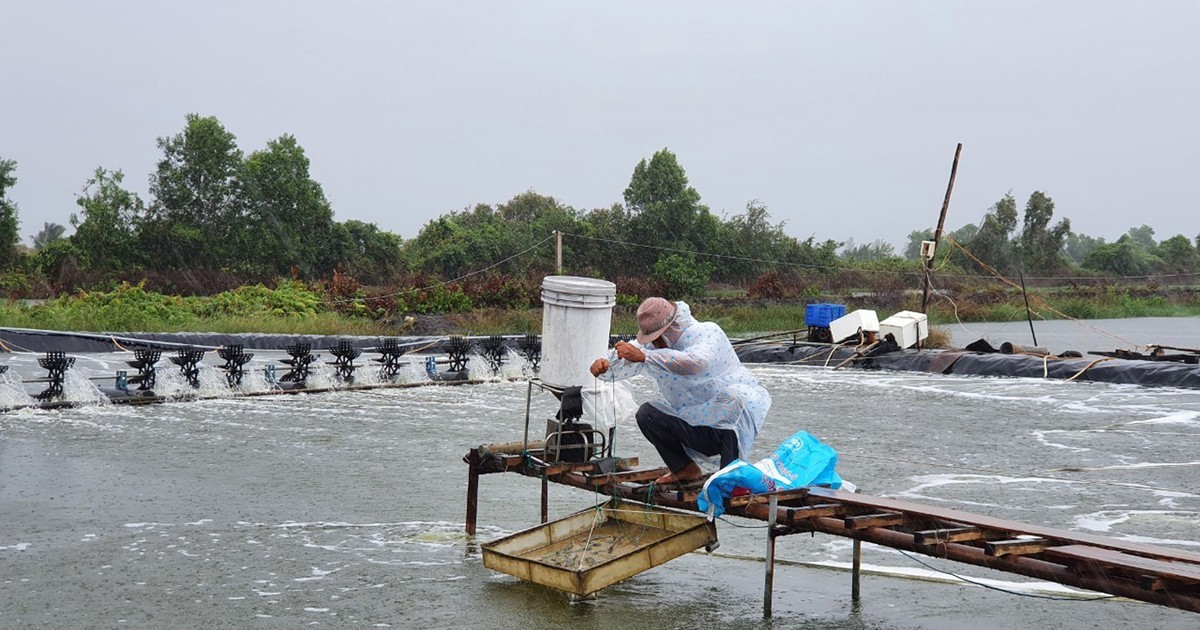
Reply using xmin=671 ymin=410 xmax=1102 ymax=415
xmin=465 ymin=444 xmax=1200 ymax=614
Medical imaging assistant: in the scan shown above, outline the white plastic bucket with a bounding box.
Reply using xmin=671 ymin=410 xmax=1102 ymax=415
xmin=540 ymin=276 xmax=616 ymax=389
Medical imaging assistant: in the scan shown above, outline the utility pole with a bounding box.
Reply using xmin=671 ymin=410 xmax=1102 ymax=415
xmin=554 ymin=230 xmax=563 ymax=275
xmin=921 ymin=143 xmax=963 ymax=313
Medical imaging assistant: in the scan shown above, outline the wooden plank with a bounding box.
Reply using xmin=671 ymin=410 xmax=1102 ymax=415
xmin=727 ymin=488 xmax=810 ymax=507
xmin=1140 ymin=575 xmax=1167 ymax=591
xmin=806 ymin=486 xmax=1200 ymax=565
xmin=986 ymin=539 xmax=1049 ymax=557
xmin=844 ymin=512 xmax=904 ymax=530
xmin=914 ymin=527 xmax=983 ymax=546
xmin=781 ymin=504 xmax=846 ymax=523
xmin=531 ymin=457 xmax=640 ymax=477
xmin=1044 ymin=545 xmax=1200 ymax=584
xmin=585 ymin=467 xmax=667 ymax=486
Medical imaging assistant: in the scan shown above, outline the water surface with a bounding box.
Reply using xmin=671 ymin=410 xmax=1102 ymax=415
xmin=2 ymin=341 xmax=1200 ymax=628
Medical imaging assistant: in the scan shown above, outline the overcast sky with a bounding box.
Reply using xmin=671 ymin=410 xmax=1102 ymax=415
xmin=4 ymin=1 xmax=1198 ymax=253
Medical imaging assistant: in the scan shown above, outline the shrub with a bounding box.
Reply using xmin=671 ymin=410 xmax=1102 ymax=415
xmin=652 ymin=253 xmax=713 ymax=300
xmin=747 ymin=271 xmax=785 ymax=299
xmin=613 ymin=276 xmax=667 ymax=304
xmin=195 ymin=280 xmax=324 ymax=318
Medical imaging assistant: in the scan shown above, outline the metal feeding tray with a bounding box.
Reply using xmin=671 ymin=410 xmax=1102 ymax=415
xmin=482 ymin=499 xmax=717 ymax=597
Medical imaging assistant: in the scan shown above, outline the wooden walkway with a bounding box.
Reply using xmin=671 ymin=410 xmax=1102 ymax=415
xmin=464 ymin=443 xmax=1200 ymax=614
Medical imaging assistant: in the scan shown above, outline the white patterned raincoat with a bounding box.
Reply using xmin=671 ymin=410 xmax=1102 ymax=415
xmin=598 ymin=301 xmax=772 ymax=461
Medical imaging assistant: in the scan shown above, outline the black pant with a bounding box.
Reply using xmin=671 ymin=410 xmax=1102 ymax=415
xmin=635 ymin=403 xmax=740 ymax=473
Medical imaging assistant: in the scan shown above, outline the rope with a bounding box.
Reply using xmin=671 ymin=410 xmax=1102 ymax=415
xmin=110 ymin=335 xmax=131 ymax=352
xmin=942 ymin=236 xmax=1149 ymax=351
xmin=0 ymin=337 xmax=37 ymax=353
xmin=1065 ymin=357 xmax=1113 ymax=382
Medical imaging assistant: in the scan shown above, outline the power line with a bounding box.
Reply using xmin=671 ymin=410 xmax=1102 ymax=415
xmin=327 ymin=233 xmax=556 ymax=305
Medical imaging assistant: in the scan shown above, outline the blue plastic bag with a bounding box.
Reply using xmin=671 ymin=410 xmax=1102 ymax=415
xmin=696 ymin=430 xmax=843 ymax=519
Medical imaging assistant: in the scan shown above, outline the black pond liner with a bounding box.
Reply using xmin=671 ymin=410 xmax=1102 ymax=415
xmin=734 ymin=342 xmax=1200 ymax=389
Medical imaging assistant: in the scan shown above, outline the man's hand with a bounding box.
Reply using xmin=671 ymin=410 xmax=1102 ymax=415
xmin=614 ymin=341 xmax=646 ymax=363
xmin=590 ymin=358 xmax=610 ymax=377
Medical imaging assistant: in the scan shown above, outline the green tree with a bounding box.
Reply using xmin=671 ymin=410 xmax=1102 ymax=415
xmin=0 ymin=158 xmax=21 ymax=269
xmin=405 ymin=191 xmax=581 ymax=279
xmin=1124 ymin=224 xmax=1157 ymax=252
xmin=903 ymin=229 xmax=934 ymax=260
xmin=968 ymin=193 xmax=1019 ymax=275
xmin=713 ymin=200 xmax=805 ymax=282
xmin=623 ymin=149 xmax=719 ymax=272
xmin=144 ymin=114 xmax=245 ymax=269
xmin=333 ymin=220 xmax=403 ymax=282
xmin=1155 ymin=234 xmax=1197 ymax=274
xmin=576 ymin=203 xmax=632 ymax=276
xmin=1082 ymin=236 xmax=1157 ymax=277
xmin=71 ymin=168 xmax=145 ymax=271
xmin=652 ymin=253 xmax=713 ymax=300
xmin=1063 ymin=231 xmax=1105 ymax=266
xmin=1016 ymin=191 xmax=1070 ymax=274
xmin=405 ymin=204 xmax=504 ymax=278
xmin=241 ymin=134 xmax=337 ymax=278
xmin=30 ymin=222 xmax=67 ymax=250
xmin=841 ymin=238 xmax=897 ymax=262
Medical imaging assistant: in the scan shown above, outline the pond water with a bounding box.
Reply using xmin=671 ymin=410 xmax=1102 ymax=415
xmin=2 ymin=328 xmax=1200 ymax=628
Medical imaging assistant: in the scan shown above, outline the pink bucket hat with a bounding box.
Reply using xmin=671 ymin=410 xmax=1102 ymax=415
xmin=636 ymin=297 xmax=677 ymax=345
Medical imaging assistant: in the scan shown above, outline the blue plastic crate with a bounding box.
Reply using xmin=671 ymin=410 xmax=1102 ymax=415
xmin=805 ymin=303 xmax=846 ymax=328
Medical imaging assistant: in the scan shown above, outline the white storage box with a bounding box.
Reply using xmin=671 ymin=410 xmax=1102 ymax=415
xmin=829 ymin=309 xmax=879 ymax=343
xmin=879 ymin=310 xmax=929 ymax=349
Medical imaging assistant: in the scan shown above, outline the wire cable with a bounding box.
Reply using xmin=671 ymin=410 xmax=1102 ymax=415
xmin=895 ymin=548 xmax=1117 ymax=602
xmin=326 ymin=233 xmax=556 ymax=304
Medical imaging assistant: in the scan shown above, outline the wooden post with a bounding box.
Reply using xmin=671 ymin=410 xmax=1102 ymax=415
xmin=465 ymin=454 xmax=480 ymax=536
xmin=1019 ymin=271 xmax=1038 ymax=346
xmin=541 ymin=476 xmax=549 ymax=524
xmin=764 ymin=494 xmax=778 ymax=617
xmin=921 ymin=143 xmax=963 ymax=314
xmin=852 ymin=538 xmax=862 ymax=602
xmin=555 ymin=231 xmax=563 ymax=275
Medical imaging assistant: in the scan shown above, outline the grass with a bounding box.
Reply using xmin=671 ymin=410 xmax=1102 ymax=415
xmin=4 ymin=288 xmax=1200 ymax=339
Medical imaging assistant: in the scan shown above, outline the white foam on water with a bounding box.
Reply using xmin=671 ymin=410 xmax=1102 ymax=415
xmin=466 ymin=354 xmax=494 ymax=381
xmin=1030 ymin=430 xmax=1091 ymax=452
xmin=62 ymin=369 xmax=109 ymax=405
xmin=1153 ymin=489 xmax=1198 ymax=508
xmin=1123 ymin=410 xmax=1200 ymax=427
xmin=899 ymin=472 xmax=1076 ymax=495
xmin=238 ymin=364 xmax=275 ymax=393
xmin=1064 ymin=461 xmax=1200 ymax=472
xmin=395 ymin=360 xmax=425 ymax=384
xmin=893 ymin=473 xmax=1078 ymax=511
xmin=798 ymin=558 xmax=1102 ymax=597
xmin=350 ymin=364 xmax=385 ymax=387
xmin=1073 ymin=509 xmax=1200 ymax=546
xmin=304 ymin=360 xmax=339 ymax=390
xmin=2 ymin=542 xmax=32 ymax=551
xmin=0 ymin=368 xmax=35 ymax=407
xmin=152 ymin=367 xmax=199 ymax=399
xmin=294 ymin=566 xmax=341 ymax=582
xmin=193 ymin=364 xmax=233 ymax=397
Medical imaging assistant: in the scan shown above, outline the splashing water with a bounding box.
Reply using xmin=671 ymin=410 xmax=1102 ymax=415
xmin=61 ymin=368 xmax=109 ymax=405
xmin=304 ymin=359 xmax=339 ymax=390
xmin=0 ymin=368 xmax=35 ymax=407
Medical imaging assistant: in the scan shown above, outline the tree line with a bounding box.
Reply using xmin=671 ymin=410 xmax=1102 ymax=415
xmin=2 ymin=113 xmax=1198 ymax=302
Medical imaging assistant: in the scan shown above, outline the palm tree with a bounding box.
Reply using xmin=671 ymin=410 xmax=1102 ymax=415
xmin=31 ymin=222 xmax=66 ymax=250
